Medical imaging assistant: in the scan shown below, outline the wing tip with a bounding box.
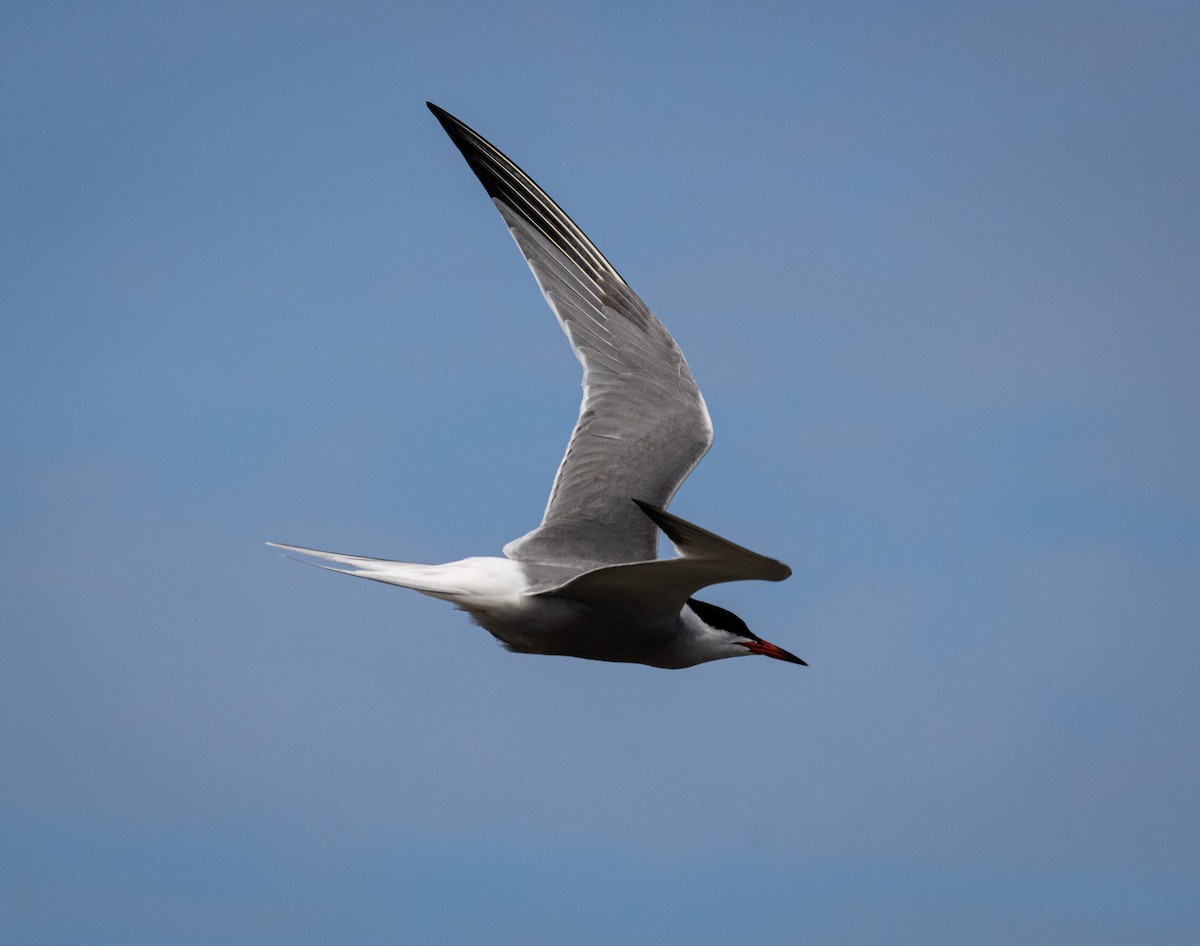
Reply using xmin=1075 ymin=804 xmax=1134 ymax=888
xmin=631 ymin=498 xmax=792 ymax=581
xmin=426 ymin=101 xmax=452 ymax=126
xmin=426 ymin=101 xmax=468 ymax=146
xmin=426 ymin=102 xmax=510 ymax=203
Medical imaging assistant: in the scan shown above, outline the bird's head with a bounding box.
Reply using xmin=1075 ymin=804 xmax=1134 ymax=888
xmin=685 ymin=598 xmax=806 ymax=666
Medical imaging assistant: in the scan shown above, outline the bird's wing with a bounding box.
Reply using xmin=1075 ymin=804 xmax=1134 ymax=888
xmin=428 ymin=103 xmax=713 ymax=570
xmin=531 ymin=501 xmax=791 ymax=617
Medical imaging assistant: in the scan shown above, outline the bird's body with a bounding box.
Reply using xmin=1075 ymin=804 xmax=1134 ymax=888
xmin=270 ymin=104 xmax=805 ymax=670
xmin=263 ymin=546 xmax=783 ymax=668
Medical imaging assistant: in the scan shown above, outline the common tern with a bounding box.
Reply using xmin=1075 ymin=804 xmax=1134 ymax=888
xmin=269 ymin=103 xmax=804 ymax=669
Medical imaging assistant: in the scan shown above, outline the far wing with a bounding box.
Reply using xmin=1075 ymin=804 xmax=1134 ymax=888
xmin=428 ymin=104 xmax=713 ymax=569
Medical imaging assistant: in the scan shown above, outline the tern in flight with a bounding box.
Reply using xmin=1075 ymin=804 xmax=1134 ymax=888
xmin=269 ymin=103 xmax=804 ymax=669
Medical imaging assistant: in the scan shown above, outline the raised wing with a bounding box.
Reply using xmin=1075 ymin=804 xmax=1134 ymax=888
xmin=428 ymin=104 xmax=713 ymax=569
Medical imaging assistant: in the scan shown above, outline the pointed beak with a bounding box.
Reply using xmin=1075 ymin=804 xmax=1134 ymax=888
xmin=742 ymin=638 xmax=807 ymax=666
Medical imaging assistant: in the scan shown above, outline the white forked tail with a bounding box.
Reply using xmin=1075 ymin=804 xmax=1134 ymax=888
xmin=266 ymin=542 xmax=528 ymax=603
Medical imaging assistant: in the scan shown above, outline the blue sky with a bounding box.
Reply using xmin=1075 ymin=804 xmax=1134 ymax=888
xmin=3 ymin=1 xmax=1198 ymax=942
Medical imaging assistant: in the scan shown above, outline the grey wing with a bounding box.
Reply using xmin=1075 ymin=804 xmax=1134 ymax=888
xmin=533 ymin=500 xmax=792 ymax=617
xmin=428 ymin=104 xmax=712 ymax=569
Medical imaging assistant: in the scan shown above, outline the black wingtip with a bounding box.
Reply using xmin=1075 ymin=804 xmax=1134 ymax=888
xmin=425 ymin=102 xmax=512 ymax=206
xmin=426 ymin=102 xmax=463 ymax=139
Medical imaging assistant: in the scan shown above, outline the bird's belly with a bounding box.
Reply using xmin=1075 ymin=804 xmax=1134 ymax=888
xmin=469 ymin=596 xmax=681 ymax=667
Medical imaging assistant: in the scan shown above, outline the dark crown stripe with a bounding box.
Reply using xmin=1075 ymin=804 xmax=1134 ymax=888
xmin=686 ymin=598 xmax=761 ymax=643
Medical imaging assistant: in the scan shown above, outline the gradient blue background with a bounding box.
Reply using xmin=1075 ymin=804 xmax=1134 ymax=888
xmin=4 ymin=2 xmax=1198 ymax=942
